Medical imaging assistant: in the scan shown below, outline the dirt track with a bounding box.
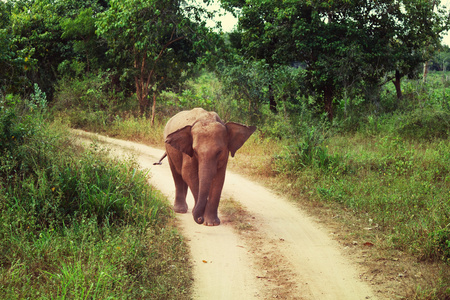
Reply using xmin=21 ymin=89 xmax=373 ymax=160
xmin=73 ymin=129 xmax=377 ymax=299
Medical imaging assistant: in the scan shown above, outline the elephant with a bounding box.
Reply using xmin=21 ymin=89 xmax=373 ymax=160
xmin=161 ymin=108 xmax=256 ymax=226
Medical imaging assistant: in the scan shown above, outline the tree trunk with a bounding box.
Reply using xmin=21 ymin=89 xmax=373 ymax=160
xmin=269 ymin=84 xmax=277 ymax=113
xmin=393 ymin=70 xmax=403 ymax=99
xmin=422 ymin=0 xmax=436 ymax=83
xmin=324 ymin=85 xmax=334 ymax=121
xmin=151 ymin=92 xmax=157 ymax=126
xmin=135 ymin=75 xmax=149 ymax=115
xmin=423 ymin=60 xmax=429 ymax=83
xmin=135 ymin=54 xmax=148 ymax=115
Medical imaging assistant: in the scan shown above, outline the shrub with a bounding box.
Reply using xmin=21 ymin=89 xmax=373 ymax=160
xmin=273 ymin=126 xmax=342 ymax=174
xmin=430 ymin=228 xmax=450 ymax=263
xmin=0 ymin=92 xmax=191 ymax=299
xmin=53 ymin=71 xmax=135 ymax=115
xmin=395 ymin=107 xmax=450 ymax=140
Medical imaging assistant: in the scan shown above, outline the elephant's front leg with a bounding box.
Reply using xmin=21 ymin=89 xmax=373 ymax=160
xmin=203 ymin=169 xmax=226 ymax=226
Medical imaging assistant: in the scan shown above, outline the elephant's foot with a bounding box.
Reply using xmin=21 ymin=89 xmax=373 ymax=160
xmin=173 ymin=203 xmax=188 ymax=213
xmin=204 ymin=216 xmax=220 ymax=226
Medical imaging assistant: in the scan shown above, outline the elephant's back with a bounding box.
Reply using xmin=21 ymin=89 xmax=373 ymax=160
xmin=164 ymin=108 xmax=222 ymax=138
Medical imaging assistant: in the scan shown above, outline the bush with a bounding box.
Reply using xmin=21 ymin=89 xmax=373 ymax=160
xmin=430 ymin=228 xmax=450 ymax=263
xmin=1 ymin=103 xmax=170 ymax=229
xmin=53 ymin=71 xmax=135 ymax=115
xmin=0 ymin=92 xmax=191 ymax=299
xmin=395 ymin=107 xmax=450 ymax=140
xmin=258 ymin=108 xmax=295 ymax=140
xmin=273 ymin=125 xmax=342 ymax=174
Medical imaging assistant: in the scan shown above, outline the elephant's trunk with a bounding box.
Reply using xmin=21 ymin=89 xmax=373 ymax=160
xmin=193 ymin=159 xmax=217 ymax=224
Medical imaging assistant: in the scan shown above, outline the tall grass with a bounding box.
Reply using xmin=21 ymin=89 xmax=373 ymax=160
xmin=0 ymin=89 xmax=191 ymax=299
xmin=313 ymin=135 xmax=450 ymax=259
xmin=109 ymin=114 xmax=166 ymax=146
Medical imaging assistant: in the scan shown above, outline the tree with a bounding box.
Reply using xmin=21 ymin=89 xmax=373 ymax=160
xmin=388 ymin=0 xmax=449 ymax=95
xmin=0 ymin=1 xmax=33 ymax=96
xmin=430 ymin=45 xmax=450 ymax=71
xmin=60 ymin=5 xmax=108 ymax=75
xmin=7 ymin=0 xmax=107 ymax=98
xmin=217 ymin=55 xmax=271 ymax=122
xmin=221 ymin=0 xmax=450 ymax=119
xmin=96 ymin=0 xmax=213 ymax=123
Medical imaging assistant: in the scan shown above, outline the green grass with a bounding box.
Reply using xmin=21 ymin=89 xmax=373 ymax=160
xmin=54 ymin=108 xmax=167 ymax=147
xmin=259 ymin=127 xmax=450 ymax=298
xmin=108 ymin=114 xmax=166 ymax=146
xmin=318 ymin=134 xmax=450 ymax=258
xmin=50 ymin=70 xmax=450 ymax=298
xmin=0 ymin=97 xmax=192 ymax=299
xmin=270 ymin=123 xmax=450 ymax=261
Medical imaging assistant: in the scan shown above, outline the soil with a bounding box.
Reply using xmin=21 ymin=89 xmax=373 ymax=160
xmin=72 ymin=129 xmax=419 ymax=300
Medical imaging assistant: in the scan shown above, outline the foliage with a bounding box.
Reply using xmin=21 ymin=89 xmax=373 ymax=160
xmin=60 ymin=7 xmax=107 ymax=75
xmin=0 ymin=94 xmax=191 ymax=299
xmin=313 ymin=135 xmax=449 ymax=264
xmin=394 ymin=107 xmax=450 ymax=140
xmin=260 ymin=82 xmax=450 ymax=266
xmin=0 ymin=1 xmax=34 ymax=96
xmin=216 ymin=56 xmax=270 ymax=122
xmin=431 ymin=228 xmax=450 ymax=263
xmin=1 ymin=0 xmax=220 ymax=119
xmin=3 ymin=0 xmax=449 ymax=122
xmin=54 ymin=70 xmax=134 ymax=112
xmin=430 ymin=45 xmax=450 ymax=71
xmin=159 ymin=71 xmax=249 ymax=124
xmin=273 ymin=125 xmax=342 ymax=174
xmin=8 ymin=0 xmax=75 ymax=98
xmin=95 ymin=0 xmax=216 ymax=116
xmin=0 ymin=84 xmax=47 ymax=155
xmin=222 ymin=0 xmax=450 ymax=119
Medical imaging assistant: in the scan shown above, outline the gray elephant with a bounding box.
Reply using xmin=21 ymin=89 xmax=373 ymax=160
xmin=159 ymin=108 xmax=256 ymax=226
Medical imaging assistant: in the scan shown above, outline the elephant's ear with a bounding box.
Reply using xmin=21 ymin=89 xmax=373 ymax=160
xmin=165 ymin=125 xmax=194 ymax=157
xmin=226 ymin=122 xmax=257 ymax=157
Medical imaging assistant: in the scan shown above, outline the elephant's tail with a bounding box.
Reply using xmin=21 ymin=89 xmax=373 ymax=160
xmin=153 ymin=152 xmax=167 ymax=165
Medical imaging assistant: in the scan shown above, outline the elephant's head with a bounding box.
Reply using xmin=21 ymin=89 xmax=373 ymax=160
xmin=165 ymin=121 xmax=256 ymax=224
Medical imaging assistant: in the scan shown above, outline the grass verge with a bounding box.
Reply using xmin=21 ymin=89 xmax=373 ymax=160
xmin=1 ymin=102 xmax=191 ymax=299
xmin=230 ymin=128 xmax=450 ymax=299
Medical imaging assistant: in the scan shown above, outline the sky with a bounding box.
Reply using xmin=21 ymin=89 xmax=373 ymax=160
xmin=203 ymin=1 xmax=238 ymax=32
xmin=441 ymin=0 xmax=450 ymax=46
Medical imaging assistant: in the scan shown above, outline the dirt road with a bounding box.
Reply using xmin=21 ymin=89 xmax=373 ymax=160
xmin=73 ymin=129 xmax=377 ymax=299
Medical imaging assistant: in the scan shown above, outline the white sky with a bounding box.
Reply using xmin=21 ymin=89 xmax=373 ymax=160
xmin=203 ymin=1 xmax=238 ymax=32
xmin=441 ymin=0 xmax=450 ymax=46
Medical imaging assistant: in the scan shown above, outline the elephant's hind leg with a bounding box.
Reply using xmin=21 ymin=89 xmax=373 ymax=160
xmin=168 ymin=161 xmax=189 ymax=213
xmin=174 ymin=180 xmax=188 ymax=213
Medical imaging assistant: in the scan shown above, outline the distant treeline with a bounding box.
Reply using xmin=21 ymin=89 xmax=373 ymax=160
xmin=1 ymin=0 xmax=450 ymax=120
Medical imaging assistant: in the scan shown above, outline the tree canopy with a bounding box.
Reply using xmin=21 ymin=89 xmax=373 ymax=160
xmin=1 ymin=0 xmax=449 ymax=119
xmin=1 ymin=0 xmax=219 ymax=114
xmin=221 ymin=0 xmax=450 ymax=119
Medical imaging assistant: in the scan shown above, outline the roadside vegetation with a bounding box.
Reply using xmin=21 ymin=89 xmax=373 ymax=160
xmin=52 ymin=70 xmax=450 ymax=298
xmin=0 ymin=86 xmax=191 ymax=299
xmin=2 ymin=0 xmax=450 ymax=298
